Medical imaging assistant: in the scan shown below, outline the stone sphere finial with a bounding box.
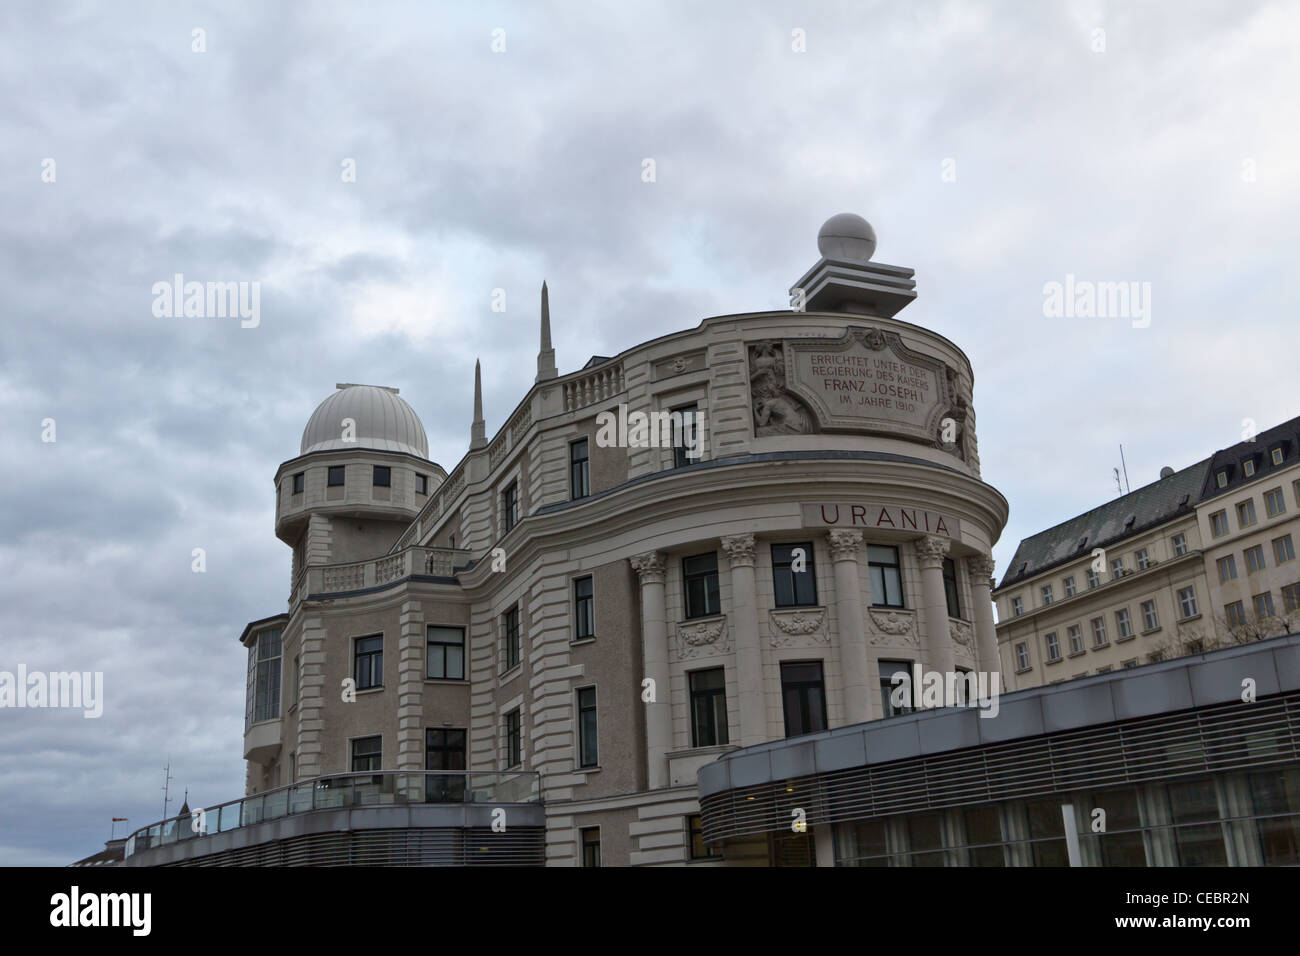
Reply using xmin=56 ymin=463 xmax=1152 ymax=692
xmin=817 ymin=213 xmax=877 ymax=262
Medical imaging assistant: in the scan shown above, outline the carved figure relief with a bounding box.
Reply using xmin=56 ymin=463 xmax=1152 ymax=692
xmin=749 ymin=341 xmax=815 ymax=436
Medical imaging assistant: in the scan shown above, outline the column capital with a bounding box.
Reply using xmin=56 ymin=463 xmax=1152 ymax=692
xmin=968 ymin=553 xmax=996 ymax=584
xmin=720 ymin=533 xmax=757 ymax=567
xmin=914 ymin=534 xmax=950 ymax=569
xmin=827 ymin=529 xmax=864 ymax=561
xmin=629 ymin=551 xmax=667 ymax=584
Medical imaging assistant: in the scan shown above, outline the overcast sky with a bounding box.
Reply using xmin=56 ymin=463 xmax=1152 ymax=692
xmin=1 ymin=0 xmax=1297 ymax=865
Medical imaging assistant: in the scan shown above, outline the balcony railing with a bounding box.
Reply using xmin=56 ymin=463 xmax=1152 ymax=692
xmin=305 ymin=546 xmax=472 ymax=596
xmin=122 ymin=769 xmax=540 ymax=859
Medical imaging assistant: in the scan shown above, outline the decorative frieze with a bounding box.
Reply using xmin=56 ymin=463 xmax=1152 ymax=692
xmin=949 ymin=618 xmax=975 ymax=651
xmin=768 ymin=607 xmax=829 ymax=647
xmin=869 ymin=609 xmax=919 ymax=647
xmin=675 ymin=616 xmax=729 ymax=660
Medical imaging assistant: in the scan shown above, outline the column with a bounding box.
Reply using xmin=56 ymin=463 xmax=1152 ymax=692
xmin=914 ymin=535 xmax=954 ymax=680
xmin=296 ymin=613 xmax=326 ymax=780
xmin=721 ymin=533 xmax=766 ymax=746
xmin=967 ymin=554 xmax=1000 ymax=674
xmin=630 ymin=551 xmax=672 ymax=789
xmin=828 ymin=530 xmax=870 ymax=725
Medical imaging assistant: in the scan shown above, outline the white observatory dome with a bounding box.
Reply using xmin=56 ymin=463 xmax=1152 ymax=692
xmin=300 ymin=384 xmax=428 ymax=458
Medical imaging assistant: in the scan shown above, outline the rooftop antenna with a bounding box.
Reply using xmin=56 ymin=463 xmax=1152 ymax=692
xmin=1119 ymin=444 xmax=1131 ymax=494
xmin=1113 ymin=467 xmax=1123 ymax=495
xmin=161 ymin=756 xmax=174 ymax=821
xmin=110 ymin=817 xmax=128 ymax=840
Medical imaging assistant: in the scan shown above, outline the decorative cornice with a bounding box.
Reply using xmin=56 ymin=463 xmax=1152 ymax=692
xmin=827 ymin=529 xmax=864 ymax=561
xmin=768 ymin=607 xmax=829 ymax=646
xmin=629 ymin=551 xmax=667 ymax=584
xmin=720 ymin=533 xmax=757 ymax=567
xmin=914 ymin=534 xmax=949 ymax=568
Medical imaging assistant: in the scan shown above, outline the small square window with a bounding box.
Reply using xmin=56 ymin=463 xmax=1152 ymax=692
xmin=1243 ymin=459 xmax=1256 ymax=478
xmin=1271 ymin=448 xmax=1284 ymax=466
xmin=1171 ymin=533 xmax=1187 ymax=557
xmin=1216 ymin=471 xmax=1228 ymax=489
xmin=373 ymin=465 xmax=391 ymax=487
xmin=327 ymin=465 xmax=345 ymax=487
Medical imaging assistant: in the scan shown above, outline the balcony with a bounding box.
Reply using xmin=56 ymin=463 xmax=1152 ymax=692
xmin=243 ymin=718 xmax=282 ymax=762
xmin=120 ymin=770 xmax=543 ymax=866
xmin=302 ymin=546 xmax=472 ymax=599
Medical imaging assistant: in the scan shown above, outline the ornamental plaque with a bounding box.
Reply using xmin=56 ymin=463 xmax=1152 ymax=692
xmin=782 ymin=327 xmax=953 ymax=440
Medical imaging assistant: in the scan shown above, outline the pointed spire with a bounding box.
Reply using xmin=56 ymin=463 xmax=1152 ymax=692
xmin=470 ymin=359 xmax=487 ymax=449
xmin=536 ymin=280 xmax=557 ymax=382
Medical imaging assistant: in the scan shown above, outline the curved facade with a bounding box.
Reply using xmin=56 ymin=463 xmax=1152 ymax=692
xmin=223 ymin=216 xmax=1011 ymax=866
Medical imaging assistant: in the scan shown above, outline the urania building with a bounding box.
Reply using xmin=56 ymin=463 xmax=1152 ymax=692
xmin=108 ymin=215 xmax=1300 ymax=868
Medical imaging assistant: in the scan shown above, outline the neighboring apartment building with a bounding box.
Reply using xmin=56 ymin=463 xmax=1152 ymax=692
xmin=116 ymin=214 xmax=1013 ymax=866
xmin=995 ymin=416 xmax=1300 ymax=691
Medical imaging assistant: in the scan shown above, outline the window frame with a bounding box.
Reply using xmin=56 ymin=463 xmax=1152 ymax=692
xmin=772 ymin=543 xmax=818 ymax=609
xmin=576 ymin=686 xmax=598 ymax=769
xmin=504 ymin=708 xmax=522 ymax=769
xmin=501 ymin=481 xmax=519 ymax=534
xmin=1172 ymin=533 xmax=1188 ymax=556
xmin=683 ymin=553 xmax=721 ymax=619
xmin=327 ymin=465 xmax=345 ymax=487
xmin=353 ymin=634 xmax=383 ymax=691
xmin=569 ymin=437 xmax=590 ymax=500
xmin=426 ymin=625 xmax=466 ymax=681
xmin=291 ymin=472 xmax=304 ymax=495
xmin=688 ymin=667 xmax=730 ymax=748
xmin=868 ymin=545 xmax=905 ymax=609
xmin=780 ymin=660 xmax=828 ymax=737
xmin=372 ymin=465 xmax=391 ymax=487
xmin=573 ymin=575 xmax=595 ymax=640
xmin=502 ymin=605 xmax=521 ymax=672
xmin=1177 ymin=586 xmax=1199 ymax=619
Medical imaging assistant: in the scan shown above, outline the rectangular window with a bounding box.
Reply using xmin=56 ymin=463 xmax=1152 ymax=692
xmin=1237 ymin=499 xmax=1257 ymax=527
xmin=292 ymin=472 xmax=304 ymax=494
xmin=581 ymin=827 xmax=601 ymax=867
xmin=880 ymin=659 xmax=914 ymax=716
xmin=1110 ymin=558 xmax=1125 ymax=580
xmin=1217 ymin=555 xmax=1238 ymax=582
xmin=1244 ymin=459 xmax=1256 ymax=478
xmin=1063 ymin=575 xmax=1076 ymax=598
xmin=869 ymin=546 xmax=904 ymax=608
xmin=1014 ymin=642 xmax=1030 ymax=670
xmin=1122 ymin=658 xmax=1138 ymax=669
xmin=773 ymin=543 xmax=817 ymax=608
xmin=1044 ymin=632 xmax=1060 ymax=662
xmin=943 ymin=558 xmax=962 ymax=618
xmin=1245 ymin=544 xmax=1267 ymax=574
xmin=1167 ymin=779 xmax=1226 ymax=866
xmin=246 ymin=629 xmax=282 ymax=729
xmin=292 ymin=653 xmax=299 ymax=708
xmin=1024 ymin=798 xmax=1069 ymax=866
xmin=1253 ymin=591 xmax=1276 ymax=620
xmin=683 ymin=554 xmax=720 ymax=619
xmin=907 ymin=811 xmax=946 ymax=867
xmin=1011 ymin=596 xmax=1024 ymax=616
xmin=687 ymin=814 xmax=720 ymax=860
xmin=1067 ymin=624 xmax=1084 ymax=655
xmin=1040 ymin=584 xmax=1054 ymax=606
xmin=1091 ymin=616 xmax=1108 ymax=647
xmin=1172 ymin=533 xmax=1188 ymax=556
xmin=1115 ymin=608 xmax=1133 ymax=640
xmin=689 ymin=668 xmax=729 ymax=747
xmin=327 ymin=465 xmax=345 ymax=487
xmin=1178 ymin=586 xmax=1199 ymax=619
xmin=1135 ymin=548 xmax=1149 ymax=571
xmin=1225 ymin=601 xmax=1247 ymax=628
xmin=780 ymin=661 xmax=827 ymax=737
xmin=351 ymin=736 xmax=381 ymax=772
xmin=426 ymin=625 xmax=465 ymax=680
xmin=501 ymin=482 xmax=519 ymax=534
xmin=1141 ymin=599 xmax=1159 ymax=631
xmin=1294 ymin=480 xmax=1300 ymax=507
xmin=577 ymin=687 xmax=598 ymax=768
xmin=1273 ymin=535 xmax=1295 ymax=564
xmin=965 ymin=805 xmax=1006 ymax=867
xmin=573 ymin=576 xmax=595 ymax=639
xmin=1283 ymin=583 xmax=1300 ymax=613
xmin=1210 ymin=510 xmax=1228 ymax=537
xmin=1272 ymin=448 xmax=1285 ymax=466
xmin=424 ymin=728 xmax=466 ymax=802
xmin=1249 ymin=767 xmax=1300 ymax=866
xmin=372 ymin=465 xmax=391 ymax=487
xmin=504 ymin=708 xmax=521 ymax=768
xmin=415 ymin=473 xmax=428 ymax=495
xmin=1265 ymin=487 xmax=1286 ymax=517
xmin=354 ymin=635 xmax=383 ymax=690
xmin=1096 ymin=665 xmax=1112 ymax=674
xmin=1086 ymin=568 xmax=1101 ymax=589
xmin=672 ymin=405 xmax=700 ymax=468
xmin=569 ymin=438 xmax=590 ymax=500
xmin=502 ymin=606 xmax=520 ymax=671
xmin=1216 ymin=471 xmax=1228 ymax=489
